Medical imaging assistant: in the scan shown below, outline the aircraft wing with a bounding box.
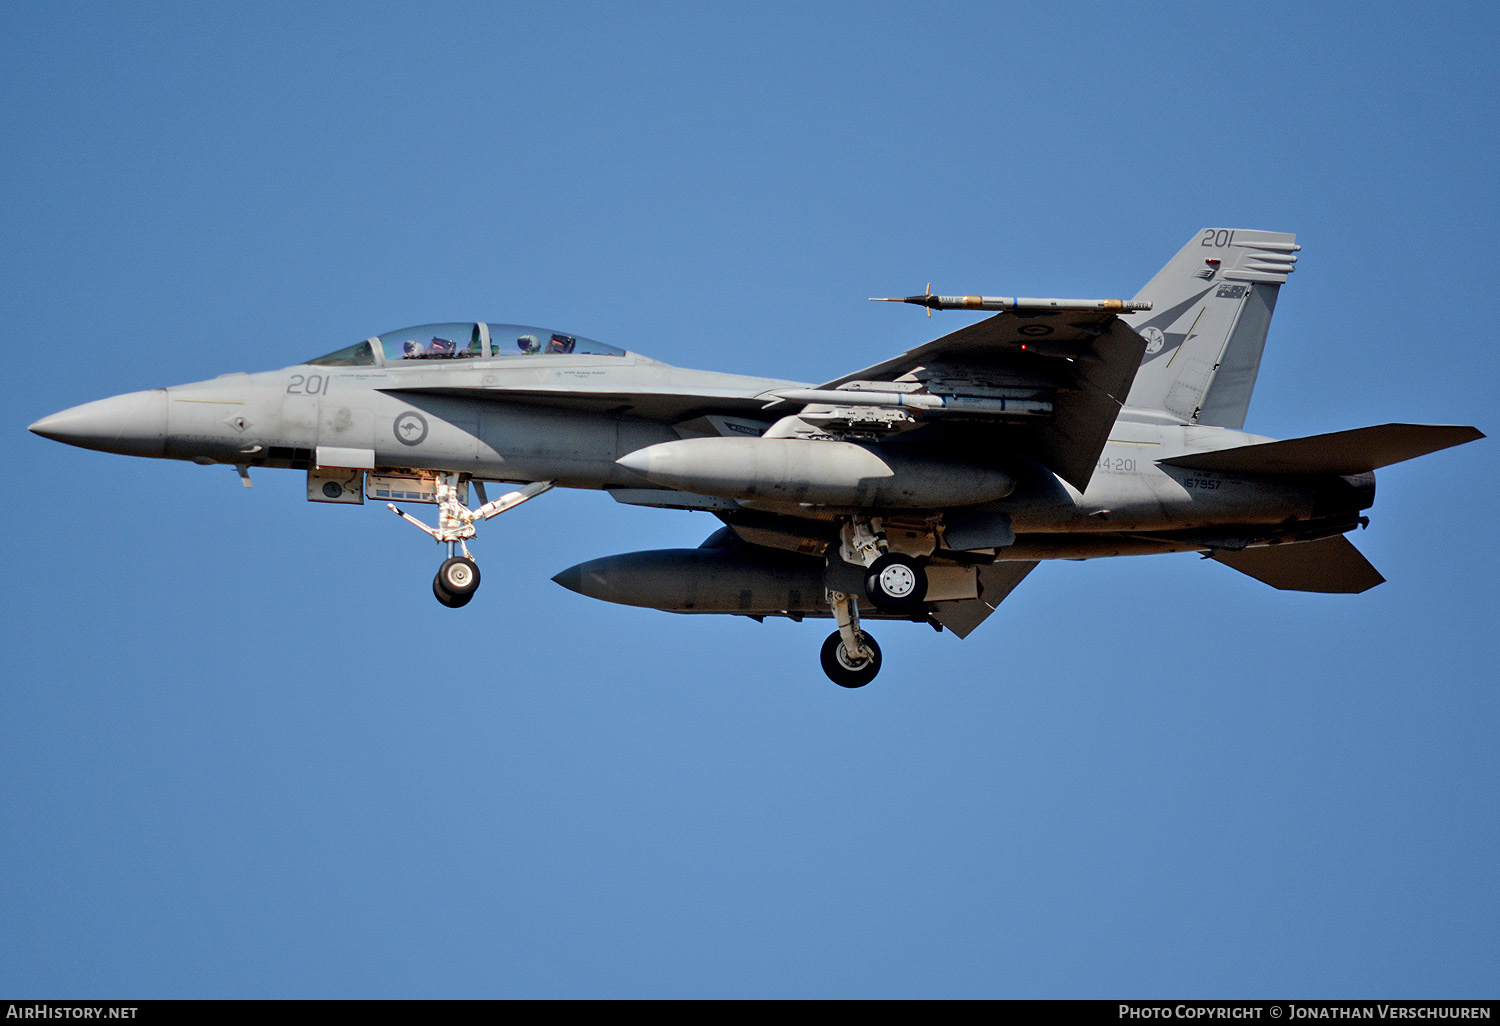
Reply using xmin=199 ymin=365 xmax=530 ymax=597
xmin=810 ymin=311 xmax=1147 ymax=491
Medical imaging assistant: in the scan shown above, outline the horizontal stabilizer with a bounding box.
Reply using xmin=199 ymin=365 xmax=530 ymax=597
xmin=1212 ymin=535 xmax=1384 ymax=593
xmin=1160 ymin=423 xmax=1483 ymax=476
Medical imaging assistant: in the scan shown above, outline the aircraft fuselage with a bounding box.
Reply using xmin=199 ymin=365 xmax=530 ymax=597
xmin=35 ymin=351 xmax=1373 ymax=542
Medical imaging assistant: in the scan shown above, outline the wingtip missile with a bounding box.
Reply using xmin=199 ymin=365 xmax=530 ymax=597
xmin=870 ymin=293 xmax=1152 ymax=313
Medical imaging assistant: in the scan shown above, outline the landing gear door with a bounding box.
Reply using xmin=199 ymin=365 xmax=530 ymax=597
xmin=308 ymin=467 xmax=365 ymax=504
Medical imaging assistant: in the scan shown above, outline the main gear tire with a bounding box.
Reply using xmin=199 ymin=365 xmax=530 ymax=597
xmin=820 ymin=630 xmax=882 ymax=688
xmin=864 ymin=553 xmax=927 ymax=612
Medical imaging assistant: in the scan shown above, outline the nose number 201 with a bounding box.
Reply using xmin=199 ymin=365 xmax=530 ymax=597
xmin=286 ymin=374 xmax=332 ymax=395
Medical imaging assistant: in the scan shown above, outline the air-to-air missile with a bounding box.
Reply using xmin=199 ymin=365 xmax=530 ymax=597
xmin=870 ymin=293 xmax=1154 ymax=313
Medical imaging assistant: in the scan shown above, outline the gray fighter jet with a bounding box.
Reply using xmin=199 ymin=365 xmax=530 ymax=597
xmin=30 ymin=229 xmax=1482 ymax=686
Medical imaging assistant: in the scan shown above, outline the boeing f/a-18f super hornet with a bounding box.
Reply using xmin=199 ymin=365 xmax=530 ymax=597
xmin=30 ymin=229 xmax=1482 ymax=686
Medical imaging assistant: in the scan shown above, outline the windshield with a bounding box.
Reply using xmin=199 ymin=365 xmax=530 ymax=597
xmin=307 ymin=339 xmax=379 ymax=366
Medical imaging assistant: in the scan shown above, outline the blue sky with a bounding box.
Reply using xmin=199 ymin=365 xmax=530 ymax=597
xmin=3 ymin=2 xmax=1497 ymax=998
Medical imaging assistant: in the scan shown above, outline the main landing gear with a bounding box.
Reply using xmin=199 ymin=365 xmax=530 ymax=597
xmin=821 ymin=590 xmax=882 ymax=688
xmin=388 ymin=473 xmax=553 ymax=608
xmin=839 ymin=516 xmax=932 ymax=613
xmin=817 ymin=516 xmax=939 ymax=687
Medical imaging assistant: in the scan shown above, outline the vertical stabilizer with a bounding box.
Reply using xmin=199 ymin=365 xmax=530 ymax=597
xmin=1121 ymin=229 xmax=1298 ymax=428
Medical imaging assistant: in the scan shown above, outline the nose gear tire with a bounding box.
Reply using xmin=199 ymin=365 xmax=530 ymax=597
xmin=438 ymin=556 xmax=481 ymax=597
xmin=433 ymin=575 xmax=472 ymax=607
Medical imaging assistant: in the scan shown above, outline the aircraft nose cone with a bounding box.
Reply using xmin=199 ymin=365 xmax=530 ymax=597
xmin=29 ymin=389 xmax=169 ymax=458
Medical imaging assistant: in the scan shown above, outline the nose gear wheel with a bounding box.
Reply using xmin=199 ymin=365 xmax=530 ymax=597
xmin=434 ymin=556 xmax=480 ymax=606
xmin=434 ymin=575 xmax=472 ymax=608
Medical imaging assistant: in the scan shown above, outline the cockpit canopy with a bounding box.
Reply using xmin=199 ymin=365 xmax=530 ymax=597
xmin=308 ymin=322 xmax=625 ymax=366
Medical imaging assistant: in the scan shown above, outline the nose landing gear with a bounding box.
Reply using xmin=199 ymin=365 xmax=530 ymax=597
xmin=388 ymin=473 xmax=553 ymax=607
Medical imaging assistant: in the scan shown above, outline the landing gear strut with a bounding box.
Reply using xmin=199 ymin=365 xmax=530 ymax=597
xmin=821 ymin=590 xmax=882 ymax=687
xmin=388 ymin=473 xmax=553 ymax=607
